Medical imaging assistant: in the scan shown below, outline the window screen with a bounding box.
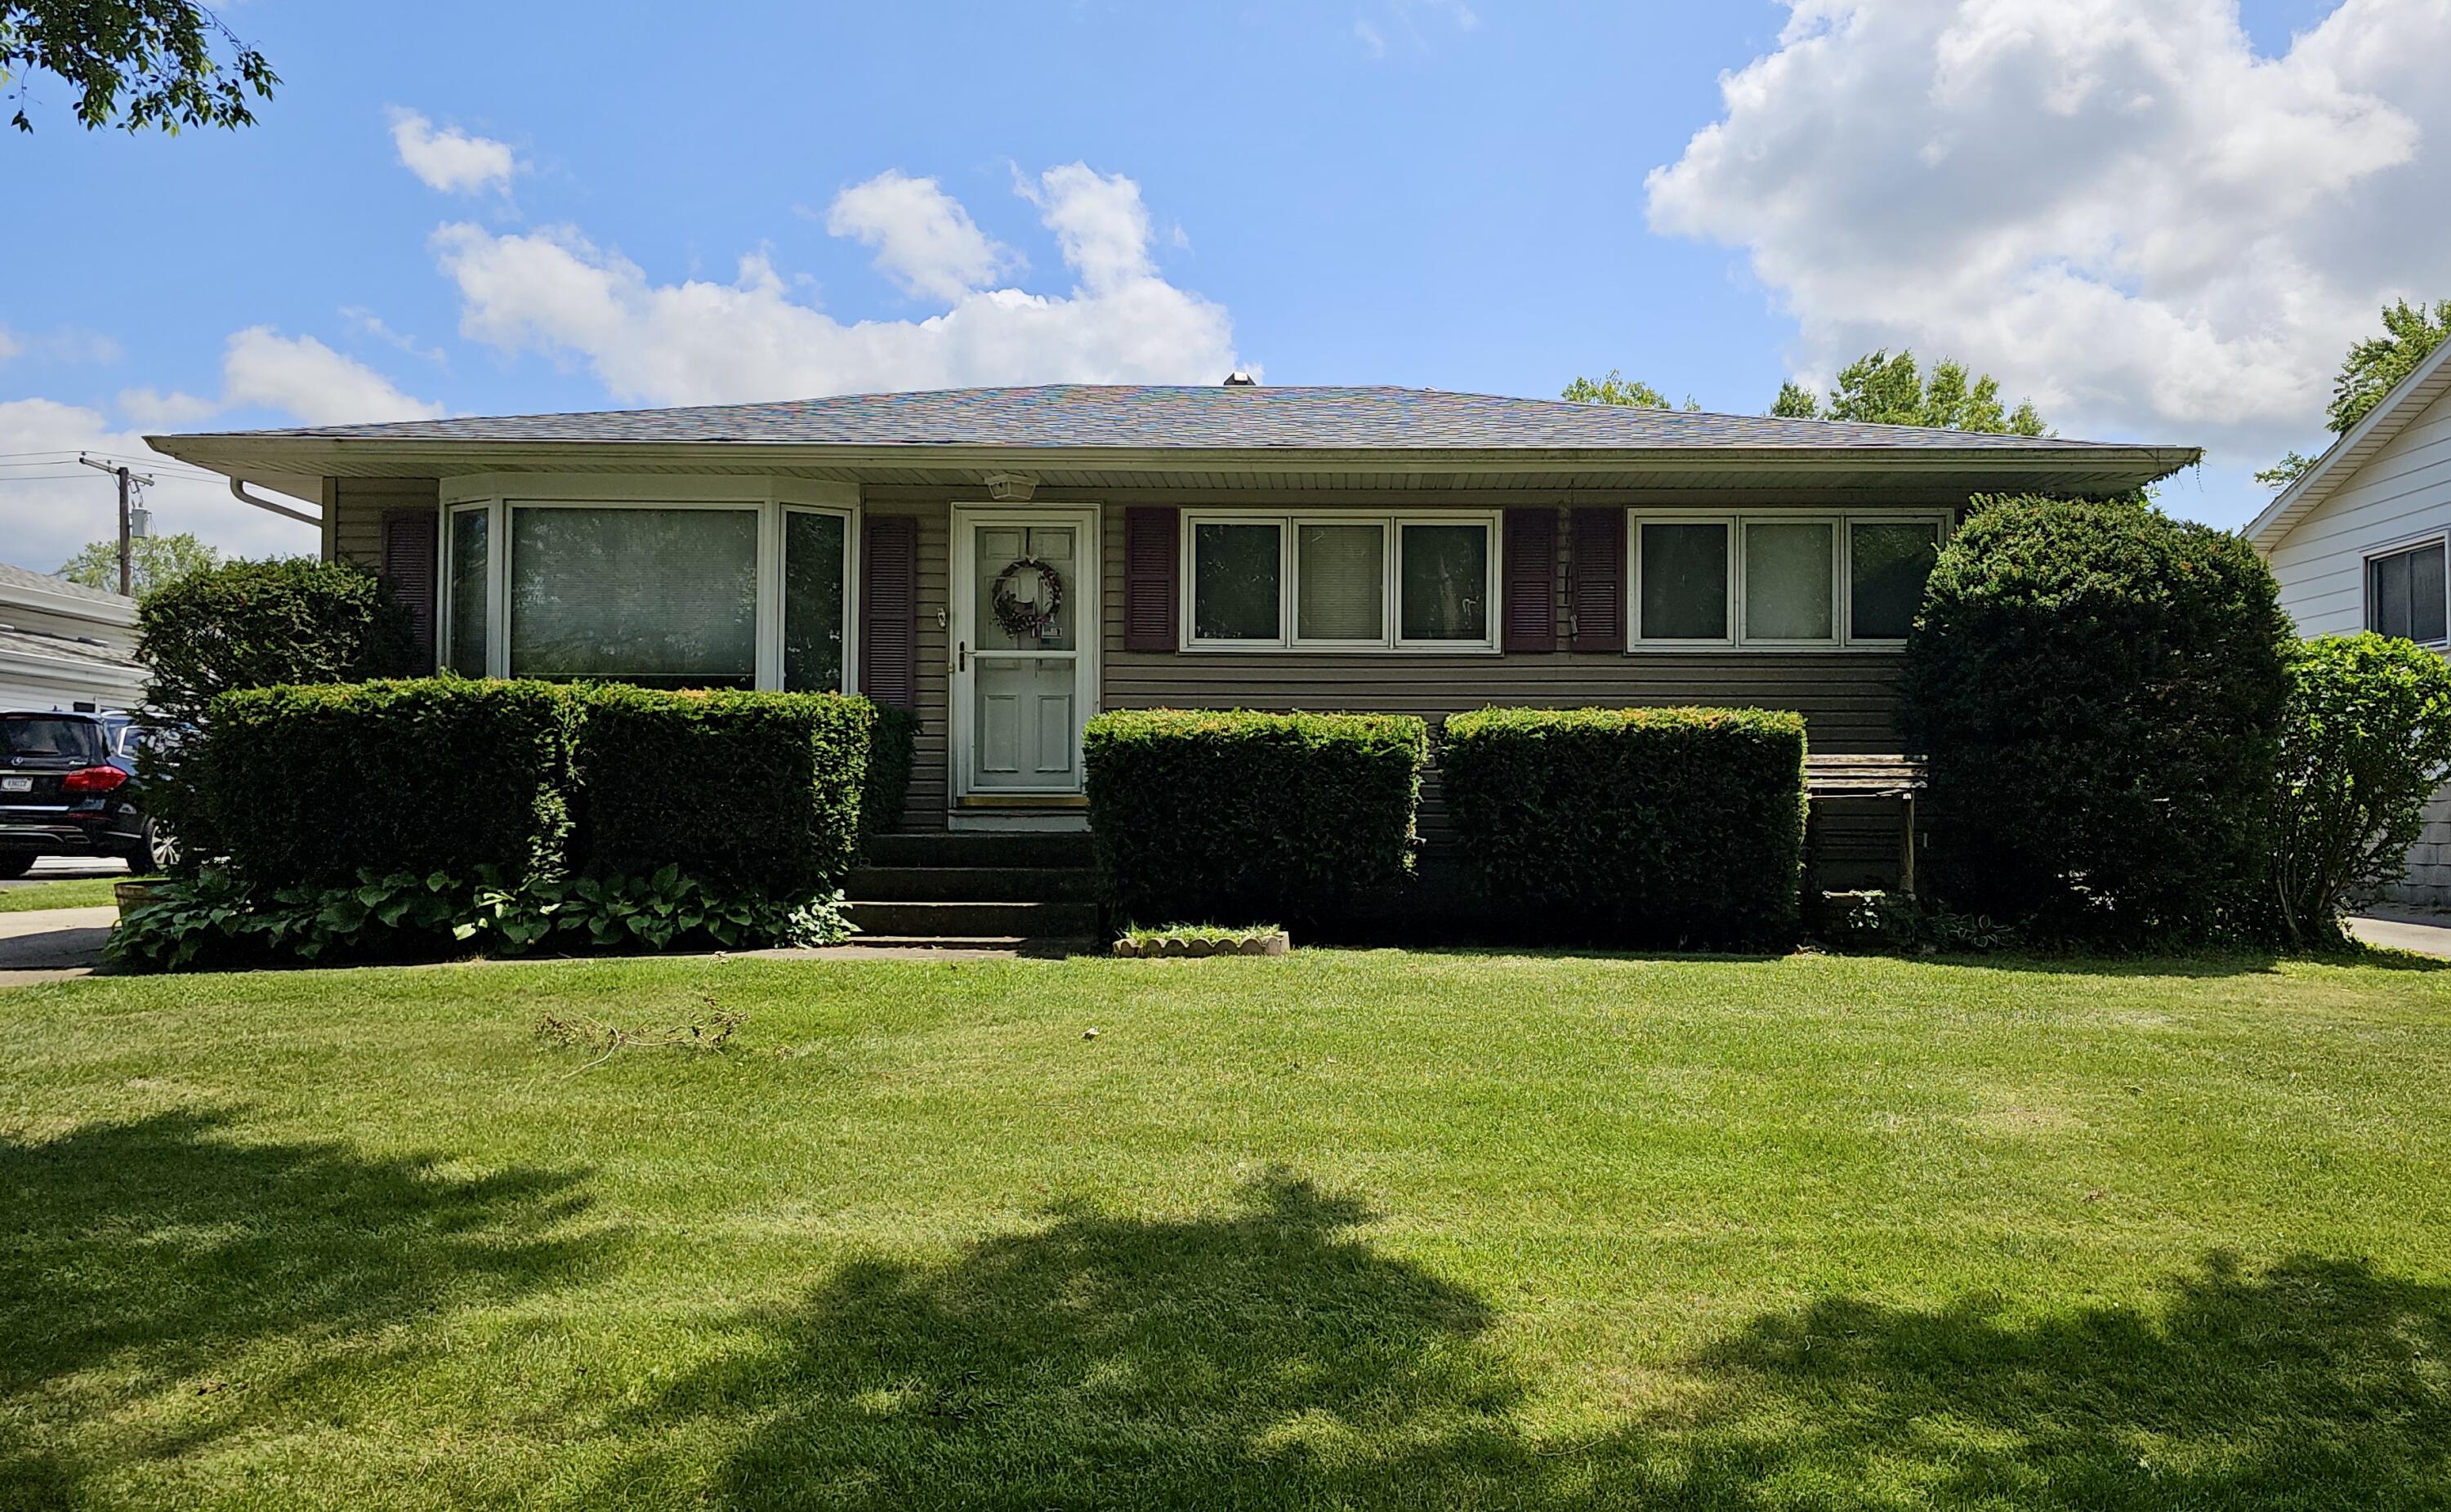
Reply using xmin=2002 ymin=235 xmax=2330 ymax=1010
xmin=1639 ymin=521 xmax=1729 ymax=640
xmin=783 ymin=511 xmax=848 ymax=692
xmin=2368 ymin=540 xmax=2449 ymax=644
xmin=1297 ymin=524 xmax=1385 ymax=640
xmin=1849 ymin=520 xmax=1943 ymax=641
xmin=1193 ymin=523 xmax=1282 ymax=641
xmin=447 ymin=508 xmax=489 ymax=677
xmin=508 ymin=506 xmax=759 ymax=688
xmin=1743 ymin=521 xmax=1835 ymax=641
xmin=1398 ymin=524 xmax=1489 ymax=641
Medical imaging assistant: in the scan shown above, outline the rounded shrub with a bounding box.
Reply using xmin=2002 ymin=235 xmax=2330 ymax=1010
xmin=1901 ymin=497 xmax=2293 ymax=941
xmin=136 ymin=559 xmax=421 ymax=867
xmin=2268 ymin=633 xmax=2451 ymax=948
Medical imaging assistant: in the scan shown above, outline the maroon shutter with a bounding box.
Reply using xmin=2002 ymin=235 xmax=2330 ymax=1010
xmin=859 ymin=515 xmax=919 ymax=710
xmin=1123 ymin=506 xmax=1179 ymax=653
xmin=382 ymin=511 xmax=439 ymax=671
xmin=1569 ymin=507 xmax=1627 ymax=653
xmin=1500 ymin=508 xmax=1557 ymax=653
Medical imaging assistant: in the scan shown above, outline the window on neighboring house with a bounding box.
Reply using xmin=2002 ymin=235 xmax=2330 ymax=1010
xmin=1182 ymin=512 xmax=1499 ymax=650
xmin=1635 ymin=511 xmax=1949 ymax=648
xmin=507 ymin=506 xmax=760 ymax=688
xmin=445 ymin=506 xmax=489 ymax=677
xmin=2369 ymin=537 xmax=2449 ymax=644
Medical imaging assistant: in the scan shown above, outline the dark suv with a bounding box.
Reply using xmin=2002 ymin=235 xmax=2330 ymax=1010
xmin=0 ymin=710 xmax=163 ymax=876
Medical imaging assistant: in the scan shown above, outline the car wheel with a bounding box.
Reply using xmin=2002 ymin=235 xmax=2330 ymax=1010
xmin=137 ymin=819 xmax=179 ymax=875
xmin=0 ymin=853 xmax=34 ymax=879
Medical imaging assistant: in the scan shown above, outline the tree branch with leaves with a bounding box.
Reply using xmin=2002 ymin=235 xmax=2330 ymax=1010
xmin=2 ymin=0 xmax=275 ymax=134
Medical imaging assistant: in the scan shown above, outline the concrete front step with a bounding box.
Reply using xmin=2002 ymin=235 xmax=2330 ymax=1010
xmin=848 ymin=865 xmax=1098 ymax=903
xmin=863 ymin=831 xmax=1095 ymax=870
xmin=844 ymin=898 xmax=1100 ymax=939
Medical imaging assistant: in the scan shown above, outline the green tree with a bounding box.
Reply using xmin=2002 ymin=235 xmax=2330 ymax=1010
xmin=1561 ymin=371 xmax=1699 ymax=411
xmin=1773 ymin=350 xmax=2049 ymax=435
xmin=1 ymin=0 xmax=276 ymax=133
xmin=2327 ymin=298 xmax=2451 ymax=434
xmin=2255 ymin=452 xmax=2317 ymax=491
xmin=57 ymin=531 xmax=220 ymax=597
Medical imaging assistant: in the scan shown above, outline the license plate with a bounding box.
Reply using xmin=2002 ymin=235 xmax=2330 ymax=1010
xmin=1 ymin=778 xmax=29 ymax=793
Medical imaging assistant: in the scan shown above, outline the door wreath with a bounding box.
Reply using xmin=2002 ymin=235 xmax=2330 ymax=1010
xmin=990 ymin=556 xmax=1065 ymax=640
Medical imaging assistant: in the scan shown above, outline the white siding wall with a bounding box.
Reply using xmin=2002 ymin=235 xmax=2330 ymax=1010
xmin=2265 ymin=384 xmax=2451 ymax=908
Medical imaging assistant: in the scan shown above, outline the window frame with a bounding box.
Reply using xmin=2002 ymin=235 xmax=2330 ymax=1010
xmin=1178 ymin=508 xmax=1502 ymax=653
xmin=1628 ymin=507 xmax=1954 ymax=653
xmin=2364 ymin=530 xmax=2451 ymax=649
xmin=436 ymin=475 xmax=860 ymax=691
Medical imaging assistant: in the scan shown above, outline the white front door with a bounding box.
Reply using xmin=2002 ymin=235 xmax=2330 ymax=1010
xmin=949 ymin=506 xmax=1098 ymax=806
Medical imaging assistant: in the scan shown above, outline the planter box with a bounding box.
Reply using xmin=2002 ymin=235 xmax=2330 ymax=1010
xmin=114 ymin=880 xmax=169 ymax=910
xmin=1112 ymin=931 xmax=1290 ymax=959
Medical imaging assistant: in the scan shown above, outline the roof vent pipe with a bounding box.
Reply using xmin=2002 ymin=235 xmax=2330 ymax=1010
xmin=1221 ymin=371 xmax=1257 ymax=386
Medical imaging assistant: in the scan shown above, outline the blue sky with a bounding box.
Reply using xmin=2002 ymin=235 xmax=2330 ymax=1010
xmin=2 ymin=0 xmax=2441 ymax=571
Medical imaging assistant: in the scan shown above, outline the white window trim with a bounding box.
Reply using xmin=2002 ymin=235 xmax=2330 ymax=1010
xmin=1629 ymin=508 xmax=1953 ymax=653
xmin=1179 ymin=508 xmax=1502 ymax=653
xmin=435 ymin=474 xmax=861 ymax=690
xmin=2364 ymin=529 xmax=2451 ymax=649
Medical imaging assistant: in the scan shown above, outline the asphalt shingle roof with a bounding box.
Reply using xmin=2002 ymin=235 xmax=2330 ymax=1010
xmin=168 ymin=384 xmax=2151 ymax=453
xmin=0 ymin=560 xmax=133 ymax=607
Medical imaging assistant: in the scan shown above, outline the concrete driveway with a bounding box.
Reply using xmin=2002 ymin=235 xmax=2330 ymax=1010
xmin=2348 ymin=907 xmax=2451 ymax=959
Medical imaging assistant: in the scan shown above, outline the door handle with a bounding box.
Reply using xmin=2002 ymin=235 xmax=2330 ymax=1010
xmin=957 ymin=640 xmax=968 ymax=672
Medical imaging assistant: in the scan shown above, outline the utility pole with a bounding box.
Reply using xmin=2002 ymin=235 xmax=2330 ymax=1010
xmin=77 ymin=455 xmax=157 ymax=597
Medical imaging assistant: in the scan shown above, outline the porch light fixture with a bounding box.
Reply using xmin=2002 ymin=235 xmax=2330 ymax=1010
xmin=982 ymin=472 xmax=1038 ymax=502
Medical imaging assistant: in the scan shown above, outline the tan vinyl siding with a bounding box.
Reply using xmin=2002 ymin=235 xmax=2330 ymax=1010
xmin=873 ymin=501 xmax=952 ymax=829
xmin=329 ymin=475 xmax=440 ymax=572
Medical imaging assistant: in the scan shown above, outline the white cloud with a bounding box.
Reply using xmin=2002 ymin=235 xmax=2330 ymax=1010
xmin=0 ymin=399 xmax=317 ymax=572
xmin=0 ymin=328 xmax=19 ymax=364
xmin=1355 ymin=18 xmax=1388 ymax=57
xmin=431 ymin=163 xmax=1242 ymax=404
xmin=825 ymin=170 xmax=1013 ymax=301
xmin=1356 ymin=0 xmax=1478 ymax=56
xmin=387 ymin=107 xmax=517 ymax=194
xmin=219 ymin=327 xmax=444 ymax=425
xmin=1646 ymin=0 xmax=2451 ymax=511
xmin=116 ymin=387 xmax=221 ymax=427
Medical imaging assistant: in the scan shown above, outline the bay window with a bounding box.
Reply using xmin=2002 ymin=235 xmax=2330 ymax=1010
xmin=1183 ymin=511 xmax=1499 ymax=651
xmin=438 ymin=484 xmax=857 ymax=690
xmin=1634 ymin=511 xmax=1949 ymax=649
xmin=2368 ymin=537 xmax=2449 ymax=645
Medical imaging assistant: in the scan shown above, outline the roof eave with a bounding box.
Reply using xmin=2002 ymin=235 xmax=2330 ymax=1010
xmin=149 ymin=434 xmax=2201 ymax=487
xmin=2250 ymin=333 xmax=2451 ymax=551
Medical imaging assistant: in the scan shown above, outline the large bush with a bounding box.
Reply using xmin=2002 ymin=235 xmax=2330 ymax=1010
xmin=2268 ymin=633 xmax=2451 ymax=947
xmin=136 ymin=558 xmax=421 ymax=864
xmin=1901 ymin=498 xmax=2293 ymax=940
xmin=200 ymin=679 xmax=578 ymax=890
xmin=1084 ymin=709 xmax=1426 ymax=925
xmin=574 ymin=685 xmax=873 ymax=894
xmin=863 ymin=704 xmax=917 ymax=838
xmin=1442 ymin=706 xmax=1808 ymax=949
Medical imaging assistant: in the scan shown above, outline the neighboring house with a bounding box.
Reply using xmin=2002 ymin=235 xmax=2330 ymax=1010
xmin=153 ymin=384 xmax=2194 ymax=887
xmin=2252 ymin=338 xmax=2451 ymax=908
xmin=0 ymin=561 xmax=146 ymax=715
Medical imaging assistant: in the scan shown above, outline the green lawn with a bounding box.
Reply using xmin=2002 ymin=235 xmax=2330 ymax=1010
xmin=4 ymin=948 xmax=2449 ymax=1509
xmin=0 ymin=876 xmax=123 ymax=912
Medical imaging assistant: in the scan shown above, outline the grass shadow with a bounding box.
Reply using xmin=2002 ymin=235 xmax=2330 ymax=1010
xmin=0 ymin=1109 xmax=603 ymax=1497
xmin=1665 ymin=1251 xmax=2451 ymax=1508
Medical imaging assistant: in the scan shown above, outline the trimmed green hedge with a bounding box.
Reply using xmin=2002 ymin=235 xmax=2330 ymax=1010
xmin=1084 ymin=709 xmax=1426 ymax=925
xmin=1440 ymin=706 xmax=1809 ymax=949
xmin=574 ymin=685 xmax=874 ymax=894
xmin=863 ymin=704 xmax=917 ymax=838
xmin=202 ymin=680 xmax=578 ymax=890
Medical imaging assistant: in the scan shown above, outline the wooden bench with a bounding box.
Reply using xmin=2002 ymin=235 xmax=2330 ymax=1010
xmin=1805 ymin=754 xmax=1928 ymax=895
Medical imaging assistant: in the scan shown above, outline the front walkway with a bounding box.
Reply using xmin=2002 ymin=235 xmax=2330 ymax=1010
xmin=0 ymin=905 xmax=114 ymax=986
